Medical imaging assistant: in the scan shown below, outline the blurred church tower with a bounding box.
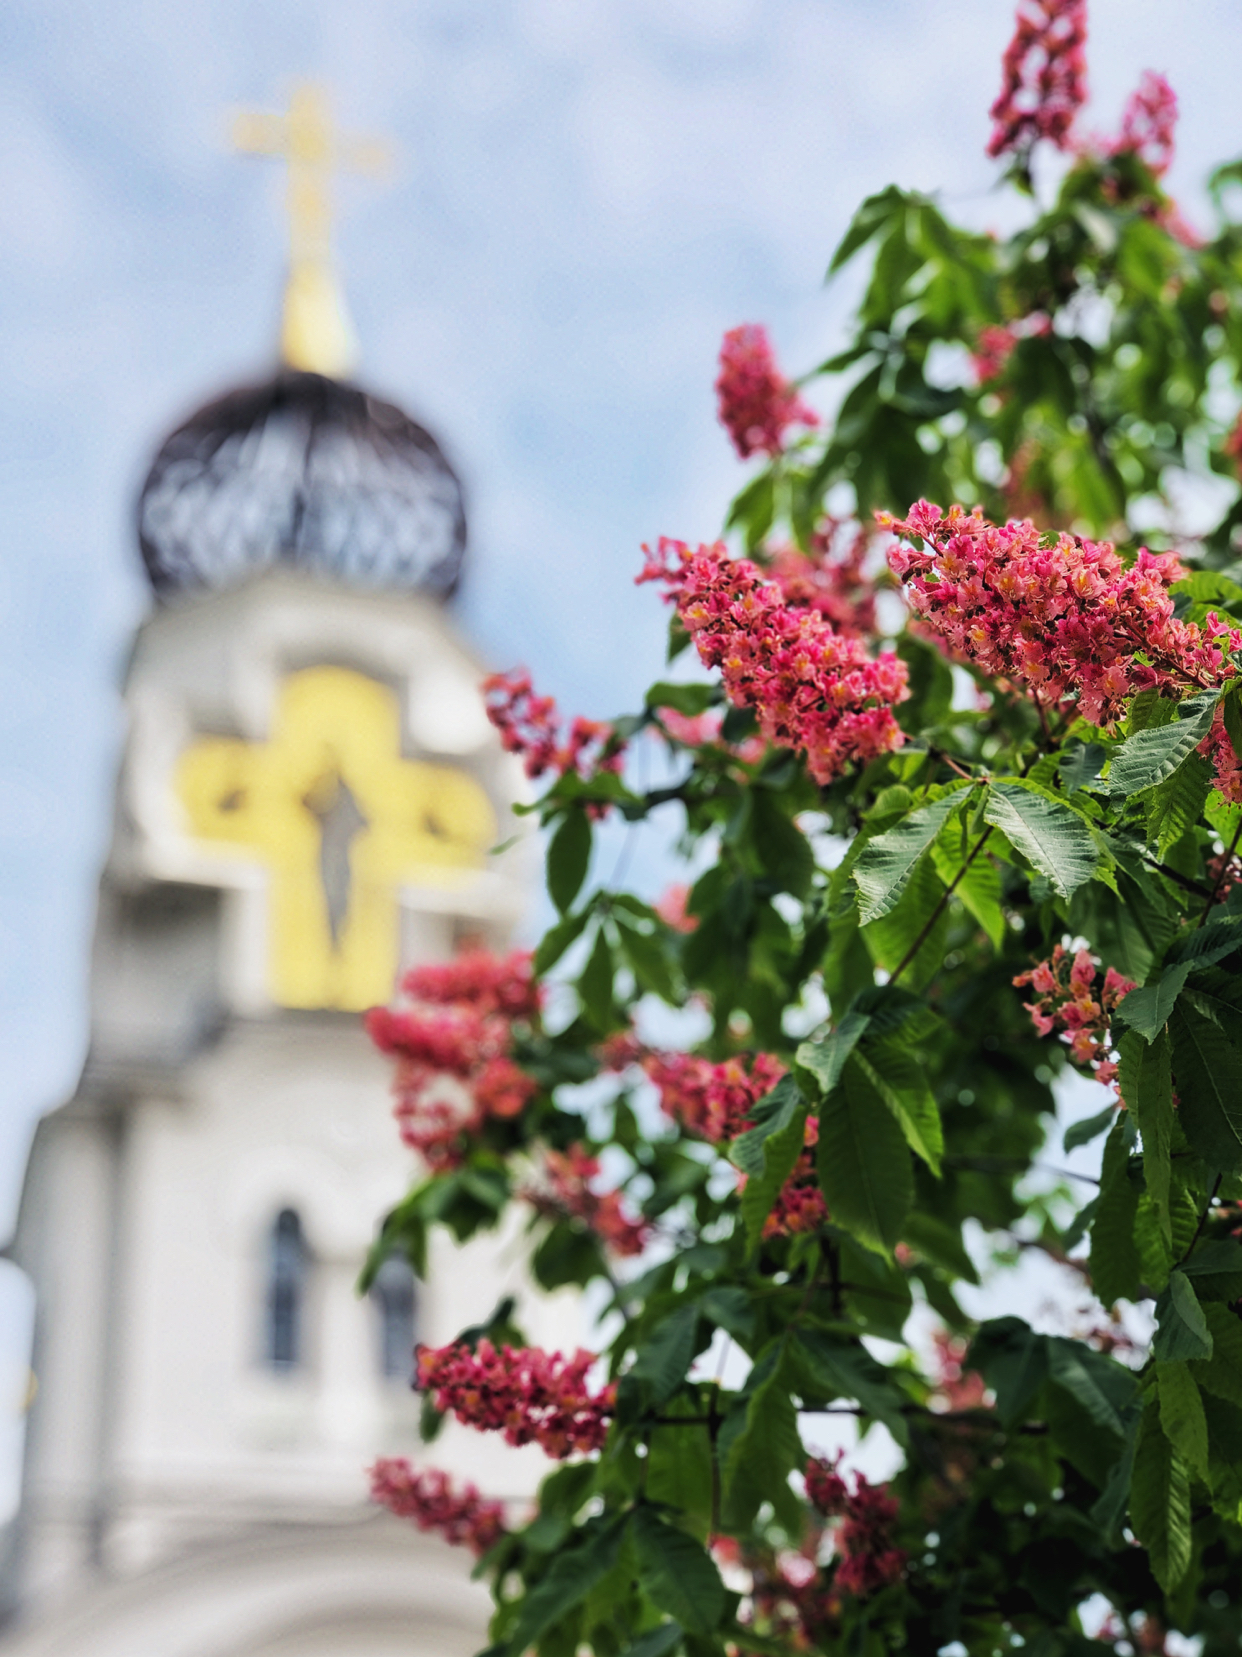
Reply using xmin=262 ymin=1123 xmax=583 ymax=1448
xmin=0 ymin=87 xmax=562 ymax=1657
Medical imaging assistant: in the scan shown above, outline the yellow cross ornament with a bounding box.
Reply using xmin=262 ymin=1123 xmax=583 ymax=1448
xmin=176 ymin=666 xmax=496 ymax=1010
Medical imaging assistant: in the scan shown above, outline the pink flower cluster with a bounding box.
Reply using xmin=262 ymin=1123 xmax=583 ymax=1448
xmin=523 ymin=1143 xmax=650 ymax=1258
xmin=971 ymin=313 xmax=1052 ymax=385
xmin=716 ymin=324 xmax=818 ymax=460
xmin=1114 ymin=70 xmax=1178 ymax=176
xmin=929 ymin=1330 xmax=989 ymax=1413
xmin=768 ymin=519 xmax=879 ymax=640
xmin=369 ymin=1458 xmax=507 ymax=1554
xmin=639 ymin=1049 xmax=788 ymax=1144
xmin=483 ymin=668 xmax=625 ymax=788
xmin=417 ymin=1339 xmax=614 ymax=1459
xmin=761 ymin=1116 xmax=828 ymax=1240
xmin=366 ymin=950 xmax=540 ymax=1167
xmin=882 ymin=501 xmax=1242 ymax=730
xmin=1013 ymin=944 xmax=1135 ymax=1086
xmin=654 ymin=883 xmax=698 ymax=933
xmin=1201 ymin=707 xmax=1242 ymax=805
xmin=988 ymin=0 xmax=1086 ymax=159
xmin=654 ymin=707 xmax=767 ymax=765
xmin=805 ymin=1458 xmax=906 ymax=1598
xmin=639 ymin=539 xmax=908 ymax=786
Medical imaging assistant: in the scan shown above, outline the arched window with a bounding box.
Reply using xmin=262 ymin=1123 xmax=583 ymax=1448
xmin=372 ymin=1253 xmax=417 ymax=1382
xmin=265 ymin=1209 xmax=308 ymax=1371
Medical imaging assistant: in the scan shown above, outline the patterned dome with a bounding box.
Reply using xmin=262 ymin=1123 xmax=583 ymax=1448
xmin=137 ymin=371 xmax=465 ymax=599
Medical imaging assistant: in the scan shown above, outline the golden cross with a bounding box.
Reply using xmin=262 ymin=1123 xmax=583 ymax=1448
xmin=232 ymin=84 xmax=389 ymax=377
xmin=176 ymin=666 xmax=496 ymax=1011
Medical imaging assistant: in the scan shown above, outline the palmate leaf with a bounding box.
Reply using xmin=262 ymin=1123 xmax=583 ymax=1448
xmin=852 ymin=787 xmax=968 ymax=923
xmin=983 ymin=782 xmax=1098 ymax=898
xmin=1129 ymin=1401 xmax=1192 ymax=1593
xmin=1169 ymin=1003 xmax=1242 ymax=1172
xmin=817 ymin=1056 xmax=913 ymax=1257
xmin=1107 ymin=689 xmax=1220 ymax=797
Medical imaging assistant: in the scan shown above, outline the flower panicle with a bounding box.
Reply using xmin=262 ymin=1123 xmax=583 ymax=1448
xmin=638 ymin=538 xmax=908 ymax=786
xmin=366 ymin=948 xmax=539 ymax=1167
xmin=1013 ymin=944 xmax=1135 ymax=1087
xmin=416 ymin=1338 xmax=614 ymax=1459
xmin=715 ymin=324 xmax=818 ymax=460
xmin=369 ymin=1458 xmax=507 ymax=1554
xmin=882 ymin=502 xmax=1241 ymax=749
xmin=483 ymin=667 xmax=626 ymax=792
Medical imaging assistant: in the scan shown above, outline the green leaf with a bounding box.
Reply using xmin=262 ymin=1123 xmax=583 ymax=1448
xmin=1129 ymin=1400 xmax=1192 ymax=1593
xmin=1090 ymin=1117 xmax=1143 ymax=1307
xmin=983 ymin=782 xmax=1098 ymax=898
xmin=502 ymin=1514 xmax=628 ymax=1656
xmin=1180 ymin=1238 xmax=1242 ymax=1301
xmin=628 ymin=1304 xmax=702 ymax=1408
xmin=860 ymin=855 xmax=950 ymax=991
xmin=730 ymin=1078 xmax=808 ymax=1251
xmin=793 ymin=1329 xmax=911 ymax=1446
xmin=1107 ymin=689 xmax=1220 ymax=797
xmin=615 ymin=916 xmax=678 ymax=1003
xmin=932 ymin=818 xmax=1005 ymax=949
xmin=548 ymin=809 xmax=593 ymax=915
xmin=1190 ymin=1302 xmax=1242 ymax=1407
xmin=828 ymin=183 xmax=911 ymax=273
xmin=535 ymin=907 xmax=592 ymax=974
xmin=816 ymin=1054 xmax=913 ymax=1257
xmin=751 ymin=790 xmax=815 ymax=898
xmin=720 ymin=1345 xmax=803 ymax=1530
xmin=1153 ymin=1270 xmax=1214 ymax=1363
xmin=646 ymin=681 xmax=716 ymax=717
xmin=1157 ymin=1360 xmax=1210 ymax=1480
xmin=577 ymin=927 xmax=616 ymax=1031
xmin=1063 ymin=1104 xmax=1116 ymax=1153
xmin=852 ymin=789 xmax=966 ymax=924
xmin=968 ymin=1318 xmax=1048 ymax=1426
xmin=1120 ymin=1028 xmax=1173 ymax=1245
xmin=795 ymin=1011 xmax=870 ymax=1096
xmin=619 ymin=1624 xmax=683 ymax=1657
xmin=1169 ymin=1002 xmax=1242 ymax=1171
xmin=1061 ymin=740 xmax=1108 ymax=794
xmin=630 ymin=1509 xmax=725 ymax=1636
xmin=1045 ymin=1338 xmax=1134 ymax=1437
xmin=848 ymin=1041 xmax=943 ymax=1174
xmin=1112 ymin=962 xmax=1192 ymax=1042
xmin=1146 ymin=753 xmax=1213 ymax=854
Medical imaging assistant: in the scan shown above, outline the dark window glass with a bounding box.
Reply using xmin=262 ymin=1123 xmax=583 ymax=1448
xmin=372 ymin=1253 xmax=417 ymax=1382
xmin=266 ymin=1209 xmax=307 ymax=1370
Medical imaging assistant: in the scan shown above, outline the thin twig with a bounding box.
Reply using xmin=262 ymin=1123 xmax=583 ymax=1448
xmin=1178 ymin=1172 xmax=1223 ymax=1267
xmin=1199 ymin=819 xmax=1242 ymax=926
xmin=889 ymin=825 xmax=994 ymax=986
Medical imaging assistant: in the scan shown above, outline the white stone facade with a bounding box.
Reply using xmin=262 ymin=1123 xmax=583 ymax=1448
xmin=0 ymin=573 xmax=567 ymax=1655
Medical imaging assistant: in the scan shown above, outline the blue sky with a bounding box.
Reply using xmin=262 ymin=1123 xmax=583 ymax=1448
xmin=1 ymin=0 xmax=1241 ymax=1236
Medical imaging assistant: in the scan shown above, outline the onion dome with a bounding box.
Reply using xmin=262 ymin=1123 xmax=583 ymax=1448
xmin=137 ymin=370 xmax=466 ymax=601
